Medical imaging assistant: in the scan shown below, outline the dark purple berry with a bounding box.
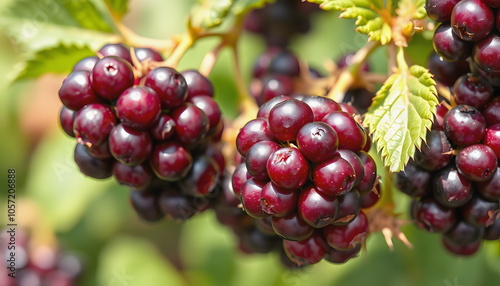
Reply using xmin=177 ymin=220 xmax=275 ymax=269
xmin=116 ymin=86 xmax=161 ymax=130
xmin=451 ymin=0 xmax=494 ymax=42
xmin=74 ymin=143 xmax=113 ymax=179
xmin=322 ymin=111 xmax=367 ymax=152
xmin=313 ymin=156 xmax=356 ymax=197
xmin=109 ymin=124 xmax=153 ymax=166
xmin=298 ymin=185 xmax=339 ymax=228
xmin=414 ymin=129 xmax=453 ymax=171
xmin=334 ymin=190 xmax=361 ymax=225
xmin=149 ymin=114 xmax=175 ymax=141
xmin=433 ymin=23 xmax=472 ymax=61
xmin=129 ymin=189 xmax=163 ymax=221
xmin=113 ymin=162 xmax=152 ymax=189
xmin=272 ymin=211 xmax=314 ymax=241
xmin=433 ymin=166 xmax=473 ymax=208
xmin=59 ymin=106 xmax=76 ymax=137
xmin=283 ymin=232 xmax=327 ymax=266
xmin=72 ymin=56 xmax=99 ymax=72
xmin=170 ymin=103 xmax=210 ymax=146
xmin=179 ymin=155 xmax=219 ymax=197
xmin=59 ymin=70 xmax=104 ymax=111
xmin=99 ymin=43 xmax=132 ymax=63
xmin=261 ymin=181 xmax=298 ymax=217
xmin=268 ymin=99 xmax=314 ymax=141
xmin=323 ymin=210 xmax=368 ymax=250
xmin=91 ymin=56 xmax=134 ymax=99
xmin=145 ymin=67 xmax=188 ymax=109
xmin=150 ymin=141 xmax=193 ymax=181
xmin=413 ymin=196 xmax=456 ymax=232
xmin=297 ymin=122 xmax=338 ymax=163
xmin=73 ymin=103 xmax=116 ymax=147
xmin=181 ymin=70 xmax=214 ymax=98
xmin=267 ymin=147 xmax=310 ymax=190
xmin=443 ymin=105 xmax=486 ymax=147
xmin=456 ymin=144 xmax=497 ymax=182
xmin=236 ymin=118 xmax=275 ymax=156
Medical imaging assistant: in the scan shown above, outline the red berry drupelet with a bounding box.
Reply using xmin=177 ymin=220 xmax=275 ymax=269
xmin=57 ymin=43 xmax=226 ymax=222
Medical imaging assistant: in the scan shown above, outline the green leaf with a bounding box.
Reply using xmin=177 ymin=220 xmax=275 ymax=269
xmin=191 ymin=0 xmax=235 ymax=29
xmin=15 ymin=44 xmax=95 ymax=80
xmin=3 ymin=0 xmax=113 ymax=32
xmin=411 ymin=0 xmax=427 ymax=19
xmin=230 ymin=0 xmax=275 ymax=16
xmin=103 ymin=0 xmax=129 ymax=19
xmin=25 ymin=132 xmax=113 ymax=231
xmin=61 ymin=0 xmax=114 ymax=32
xmin=364 ymin=63 xmax=438 ymax=172
xmin=0 ymin=16 xmax=118 ymax=53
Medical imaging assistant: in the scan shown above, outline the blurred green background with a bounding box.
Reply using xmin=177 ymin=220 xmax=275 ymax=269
xmin=0 ymin=0 xmax=499 ymax=285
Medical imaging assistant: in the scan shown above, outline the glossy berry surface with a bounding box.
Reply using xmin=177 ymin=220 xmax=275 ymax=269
xmin=72 ymin=56 xmax=99 ymax=72
xmin=150 ymin=141 xmax=193 ymax=181
xmin=91 ymin=56 xmax=134 ymax=99
xmin=443 ymin=105 xmax=486 ymax=147
xmin=59 ymin=106 xmax=76 ymax=137
xmin=108 ymin=124 xmax=153 ymax=166
xmin=236 ymin=118 xmax=275 ymax=156
xmin=98 ymin=43 xmax=132 ymax=63
xmin=73 ymin=103 xmax=117 ymax=147
xmin=451 ymin=0 xmax=494 ymax=42
xmin=483 ymin=97 xmax=500 ymax=126
xmin=473 ymin=33 xmax=500 ymax=74
xmin=149 ymin=114 xmax=175 ymax=141
xmin=323 ymin=210 xmax=368 ymax=250
xmin=266 ymin=147 xmax=310 ymax=190
xmin=433 ymin=167 xmax=473 ymax=208
xmin=59 ymin=70 xmax=103 ymax=110
xmin=283 ymin=232 xmax=327 ymax=266
xmin=74 ymin=143 xmax=113 ymax=179
xmin=483 ymin=124 xmax=500 ymax=158
xmin=453 ymin=74 xmax=493 ymax=110
xmin=396 ymin=162 xmax=431 ymax=197
xmin=179 ymin=155 xmax=219 ymax=197
xmin=258 ymin=75 xmax=294 ymax=106
xmin=272 ymin=211 xmax=314 ymax=241
xmin=261 ymin=182 xmax=298 ymax=217
xmin=188 ymin=95 xmax=221 ymax=131
xmin=231 ymin=163 xmax=251 ymax=198
xmin=413 ymin=196 xmax=456 ymax=233
xmin=298 ymin=185 xmax=339 ymax=228
xmin=257 ymin=95 xmax=293 ymax=119
xmin=313 ymin=156 xmax=356 ymax=197
xmin=145 ymin=67 xmax=188 ymax=109
xmin=134 ymin=47 xmax=163 ymax=62
xmin=170 ymin=103 xmax=209 ymax=146
xmin=477 ymin=166 xmax=500 ymax=200
xmin=322 ymin=111 xmax=366 ymax=152
xmin=337 ymin=150 xmax=364 ymax=187
xmin=334 ymin=190 xmax=361 ymax=225
xmin=181 ymin=70 xmax=214 ymax=98
xmin=113 ymin=162 xmax=152 ymax=189
xmin=462 ymin=195 xmax=499 ymax=227
xmin=356 ymin=151 xmax=377 ymax=194
xmin=433 ymin=23 xmax=472 ymax=61
xmin=427 ymin=52 xmax=470 ymax=86
xmin=116 ymin=86 xmax=161 ymax=130
xmin=455 ymin=144 xmax=497 ymax=182
xmin=413 ymin=129 xmax=453 ymax=171
xmin=240 ymin=178 xmax=269 ymax=218
xmin=245 ymin=141 xmax=281 ymax=180
xmin=296 ymin=122 xmax=338 ymax=163
xmin=301 ymin=96 xmax=342 ymax=121
xmin=268 ymin=99 xmax=314 ymax=141
xmin=425 ymin=0 xmax=461 ymax=22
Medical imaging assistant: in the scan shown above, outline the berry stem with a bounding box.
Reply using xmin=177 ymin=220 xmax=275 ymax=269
xmin=104 ymin=4 xmax=173 ymax=52
xmin=326 ymin=41 xmax=379 ymax=102
xmin=199 ymin=43 xmax=224 ymax=77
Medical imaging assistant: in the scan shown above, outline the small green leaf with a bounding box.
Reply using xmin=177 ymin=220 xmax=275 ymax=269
xmin=364 ymin=62 xmax=438 ymax=172
xmin=230 ymin=0 xmax=275 ymax=16
xmin=103 ymin=0 xmax=129 ymax=19
xmin=191 ymin=0 xmax=235 ymax=29
xmin=15 ymin=44 xmax=95 ymax=80
xmin=412 ymin=0 xmax=427 ymax=19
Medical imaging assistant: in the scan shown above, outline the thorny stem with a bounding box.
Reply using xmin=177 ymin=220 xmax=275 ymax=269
xmin=326 ymin=41 xmax=380 ymax=102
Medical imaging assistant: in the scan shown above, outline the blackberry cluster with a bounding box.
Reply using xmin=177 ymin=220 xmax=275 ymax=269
xmin=57 ymin=43 xmax=225 ymax=222
xmin=397 ymin=101 xmax=500 ymax=255
xmin=1 ymin=229 xmax=83 ymax=286
xmin=244 ymin=0 xmax=320 ymax=47
xmin=230 ymin=97 xmax=379 ymax=267
xmin=427 ymin=0 xmax=500 ymax=85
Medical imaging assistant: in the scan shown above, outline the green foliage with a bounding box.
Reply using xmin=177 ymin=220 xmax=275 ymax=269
xmin=104 ymin=0 xmax=130 ymax=19
xmin=191 ymin=0 xmax=275 ymax=29
xmin=15 ymin=44 xmax=95 ymax=80
xmin=364 ymin=57 xmax=438 ymax=172
xmin=191 ymin=0 xmax=235 ymax=29
xmin=309 ymin=0 xmax=427 ymax=45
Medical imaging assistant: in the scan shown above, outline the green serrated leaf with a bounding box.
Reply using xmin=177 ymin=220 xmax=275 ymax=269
xmin=364 ymin=64 xmax=438 ymax=172
xmin=61 ymin=0 xmax=113 ymax=32
xmin=230 ymin=0 xmax=275 ymax=16
xmin=3 ymin=0 xmax=113 ymax=32
xmin=103 ymin=0 xmax=129 ymax=18
xmin=0 ymin=16 xmax=118 ymax=53
xmin=191 ymin=0 xmax=235 ymax=29
xmin=16 ymin=44 xmax=95 ymax=80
